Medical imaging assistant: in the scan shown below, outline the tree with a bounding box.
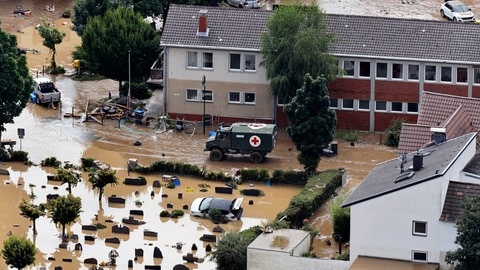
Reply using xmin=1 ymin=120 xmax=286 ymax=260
xmin=88 ymin=168 xmax=118 ymax=201
xmin=54 ymin=166 xmax=81 ymax=194
xmin=211 ymin=231 xmax=258 ymax=270
xmin=37 ymin=19 xmax=66 ymax=70
xmin=48 ymin=194 xmax=82 ymax=238
xmin=260 ymin=2 xmax=337 ymax=103
xmin=446 ymin=194 xmax=480 ymax=269
xmin=328 ymin=194 xmax=350 ymax=244
xmin=72 ymin=0 xmax=165 ymax=36
xmin=76 ymin=7 xmax=160 ymax=93
xmin=0 ymin=27 xmax=33 ymax=142
xmin=1 ymin=235 xmax=37 ymax=269
xmin=284 ymin=74 xmax=336 ymax=174
xmin=19 ymin=200 xmax=46 ymax=235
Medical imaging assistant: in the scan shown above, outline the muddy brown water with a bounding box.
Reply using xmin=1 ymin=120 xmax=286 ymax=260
xmin=1 ymin=7 xmax=396 ymax=270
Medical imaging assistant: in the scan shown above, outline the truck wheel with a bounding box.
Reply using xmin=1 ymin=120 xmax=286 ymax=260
xmin=210 ymin=149 xmax=224 ymax=161
xmin=250 ymin=152 xmax=263 ymax=163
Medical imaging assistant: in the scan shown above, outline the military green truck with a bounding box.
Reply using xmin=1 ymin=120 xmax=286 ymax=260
xmin=205 ymin=123 xmax=277 ymax=163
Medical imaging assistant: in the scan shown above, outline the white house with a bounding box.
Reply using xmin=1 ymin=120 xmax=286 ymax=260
xmin=343 ymin=132 xmax=480 ymax=269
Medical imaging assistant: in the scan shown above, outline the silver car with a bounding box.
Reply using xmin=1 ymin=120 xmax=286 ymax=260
xmin=190 ymin=197 xmax=244 ymax=221
xmin=440 ymin=0 xmax=475 ymax=22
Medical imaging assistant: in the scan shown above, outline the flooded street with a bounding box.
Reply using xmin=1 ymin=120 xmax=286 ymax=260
xmin=1 ymin=3 xmax=397 ymax=269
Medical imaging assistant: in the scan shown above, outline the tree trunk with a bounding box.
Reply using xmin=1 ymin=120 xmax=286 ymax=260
xmin=62 ymin=224 xmax=66 ymax=238
xmin=51 ymin=48 xmax=57 ymax=70
xmin=98 ymin=188 xmax=103 ymax=201
xmin=32 ymin=219 xmax=37 ymax=235
xmin=68 ymin=183 xmax=72 ymax=194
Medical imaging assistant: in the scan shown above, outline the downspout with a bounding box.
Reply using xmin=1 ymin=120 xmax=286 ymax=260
xmin=163 ymin=46 xmax=168 ymax=116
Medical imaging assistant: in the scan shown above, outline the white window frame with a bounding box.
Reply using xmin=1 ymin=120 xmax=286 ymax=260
xmin=407 ymin=102 xmax=419 ymax=114
xmin=329 ymin=98 xmax=338 ymax=109
xmin=187 ymin=51 xmax=198 ymax=68
xmin=359 ymin=61 xmax=370 ymax=78
xmin=202 ymin=89 xmax=213 ymax=102
xmin=440 ymin=66 xmax=452 ymax=82
xmin=474 ymin=67 xmax=480 ymax=84
xmin=186 ymin=89 xmax=199 ymax=101
xmin=408 ymin=64 xmax=419 ymax=81
xmin=186 ymin=89 xmax=213 ymax=102
xmin=244 ymin=92 xmax=256 ymax=104
xmin=229 ymin=53 xmax=241 ymax=71
xmin=343 ymin=60 xmax=355 ymax=77
xmin=376 ymin=62 xmax=388 ymax=79
xmin=392 ymin=63 xmax=404 ymax=80
xmin=358 ymin=100 xmax=370 ymax=111
xmin=228 ymin=91 xmax=241 ymax=103
xmin=412 ymin=220 xmax=427 ymax=236
xmin=244 ymin=54 xmax=256 ymax=72
xmin=391 ymin=101 xmax=404 ymax=113
xmin=425 ymin=65 xmax=437 ymax=81
xmin=456 ymin=67 xmax=468 ymax=84
xmin=412 ymin=250 xmax=428 ymax=262
xmin=228 ymin=91 xmax=255 ymax=104
xmin=341 ymin=98 xmax=354 ymax=110
xmin=202 ymin=52 xmax=213 ymax=69
xmin=375 ymin=101 xmax=387 ymax=112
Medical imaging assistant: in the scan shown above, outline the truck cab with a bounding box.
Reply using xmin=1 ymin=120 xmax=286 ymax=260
xmin=32 ymin=77 xmax=61 ymax=105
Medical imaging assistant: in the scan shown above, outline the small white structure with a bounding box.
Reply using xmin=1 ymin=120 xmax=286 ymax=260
xmin=247 ymin=229 xmax=349 ymax=270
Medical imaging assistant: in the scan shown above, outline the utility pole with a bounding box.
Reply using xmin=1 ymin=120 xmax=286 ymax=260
xmin=201 ymin=75 xmax=206 ymax=135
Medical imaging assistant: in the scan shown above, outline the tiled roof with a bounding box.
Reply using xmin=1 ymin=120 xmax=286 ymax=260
xmin=417 ymin=91 xmax=480 ymax=128
xmin=162 ymin=6 xmax=480 ymax=63
xmin=325 ymin=14 xmax=480 ymax=63
xmin=343 ymin=133 xmax=477 ymax=207
xmin=397 ymin=123 xmax=432 ymax=154
xmin=160 ymin=5 xmax=271 ymax=50
xmin=440 ymin=180 xmax=480 ymax=223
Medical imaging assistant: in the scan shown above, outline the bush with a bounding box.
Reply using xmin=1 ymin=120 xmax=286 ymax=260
xmin=329 ymin=194 xmax=350 ymax=243
xmin=165 ymin=182 xmax=175 ymax=189
xmin=0 ymin=149 xmax=9 ymax=161
xmin=208 ymin=208 xmax=225 ymax=223
xmin=384 ymin=118 xmax=406 ymax=147
xmin=271 ymin=170 xmax=308 ymax=185
xmin=160 ymin=210 xmax=171 ymax=217
xmin=335 ymin=130 xmax=358 ymax=143
xmin=121 ymin=82 xmax=152 ymax=100
xmin=80 ymin=157 xmax=96 ymax=169
xmin=171 ymin=210 xmax=184 ymax=218
xmin=239 ymin=168 xmax=269 ymax=182
xmin=10 ymin=151 xmax=29 ymax=163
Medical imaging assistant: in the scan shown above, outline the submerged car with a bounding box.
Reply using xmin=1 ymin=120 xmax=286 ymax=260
xmin=440 ymin=0 xmax=475 ymax=22
xmin=190 ymin=197 xmax=244 ymax=221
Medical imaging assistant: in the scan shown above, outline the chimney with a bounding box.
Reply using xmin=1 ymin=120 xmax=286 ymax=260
xmin=413 ymin=153 xmax=423 ymax=171
xmin=430 ymin=127 xmax=446 ymax=144
xmin=197 ymin=10 xmax=209 ymax=37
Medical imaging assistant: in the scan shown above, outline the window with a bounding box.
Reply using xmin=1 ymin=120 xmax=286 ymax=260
xmin=358 ymin=100 xmax=369 ymax=110
xmin=425 ymin=65 xmax=436 ymax=81
xmin=412 ymin=251 xmax=427 ymax=262
xmin=245 ymin=54 xmax=256 ymax=71
xmin=329 ymin=98 xmax=338 ymax=108
xmin=230 ymin=54 xmax=241 ymax=70
xmin=407 ymin=103 xmax=419 ymax=113
xmin=244 ymin=92 xmax=256 ymax=104
xmin=412 ymin=221 xmax=427 ymax=236
xmin=391 ymin=102 xmax=403 ymax=112
xmin=457 ymin=67 xmax=468 ymax=83
xmin=376 ymin=62 xmax=387 ymax=78
xmin=187 ymin=52 xmax=198 ymax=68
xmin=392 ymin=63 xmax=403 ymax=79
xmin=344 ymin=60 xmax=355 ymax=76
xmin=408 ymin=64 xmax=419 ymax=80
xmin=342 ymin=99 xmax=354 ymax=109
xmin=202 ymin=52 xmax=213 ymax=69
xmin=441 ymin=66 xmax=452 ymax=82
xmin=474 ymin=67 xmax=480 ymax=84
xmin=359 ymin=61 xmax=370 ymax=77
xmin=186 ymin=89 xmax=198 ymax=101
xmin=375 ymin=101 xmax=387 ymax=111
xmin=202 ymin=90 xmax=213 ymax=101
xmin=228 ymin=92 xmax=241 ymax=103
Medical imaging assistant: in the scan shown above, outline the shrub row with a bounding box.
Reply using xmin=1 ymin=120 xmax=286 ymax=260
xmin=134 ymin=160 xmax=203 ymax=177
xmin=277 ymin=169 xmax=344 ymax=228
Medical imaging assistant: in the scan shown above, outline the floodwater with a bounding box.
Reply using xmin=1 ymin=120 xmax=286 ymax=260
xmin=0 ymin=8 xmax=397 ymax=270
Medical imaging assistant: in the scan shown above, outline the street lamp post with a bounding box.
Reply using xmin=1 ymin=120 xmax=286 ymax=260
xmin=201 ymin=75 xmax=206 ymax=135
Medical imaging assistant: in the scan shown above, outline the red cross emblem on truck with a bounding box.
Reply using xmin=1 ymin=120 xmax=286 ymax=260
xmin=249 ymin=135 xmax=261 ymax=147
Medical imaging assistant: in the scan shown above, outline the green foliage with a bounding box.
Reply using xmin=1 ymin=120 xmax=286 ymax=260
xmin=49 ymin=66 xmax=65 ymax=75
xmin=171 ymin=209 xmax=184 ymax=218
xmin=42 ymin=156 xmax=61 ymax=167
xmin=260 ymin=3 xmax=337 ymax=103
xmin=9 ymin=151 xmax=29 ymax=163
xmin=335 ymin=130 xmax=358 ymax=143
xmin=77 ymin=7 xmax=160 ymax=93
xmin=239 ymin=168 xmax=269 ymax=182
xmin=135 ymin=160 xmax=203 ymax=176
xmin=271 ymin=169 xmax=308 ymax=185
xmin=48 ymin=194 xmax=82 ymax=238
xmin=278 ymin=169 xmax=344 ymax=228
xmin=0 ymin=149 xmax=9 ymax=161
xmin=211 ymin=231 xmax=258 ymax=270
xmin=284 ymin=74 xmax=337 ymax=174
xmin=165 ymin=182 xmax=175 ymax=189
xmin=19 ymin=200 xmax=46 ymax=235
xmin=37 ymin=20 xmax=66 ymax=69
xmin=160 ymin=210 xmax=171 ymax=217
xmin=384 ymin=118 xmax=406 ymax=147
xmin=335 ymin=251 xmax=349 ymax=261
xmin=88 ymin=169 xmax=118 ymax=201
xmin=121 ymin=82 xmax=152 ymax=100
xmin=1 ymin=235 xmax=37 ymax=269
xmin=80 ymin=157 xmax=96 ymax=169
xmin=95 ymin=223 xmax=107 ymax=229
xmin=328 ymin=194 xmax=350 ymax=243
xmin=137 ymin=176 xmax=147 ymax=185
xmin=0 ymin=27 xmax=33 ymax=142
xmin=208 ymin=208 xmax=225 ymax=224
xmin=54 ymin=167 xmax=82 ymax=194
xmin=203 ymin=170 xmax=231 ymax=181
xmin=446 ymin=194 xmax=480 ymax=269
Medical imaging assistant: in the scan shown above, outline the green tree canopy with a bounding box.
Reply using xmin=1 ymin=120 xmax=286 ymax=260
xmin=211 ymin=231 xmax=259 ymax=270
xmin=72 ymin=0 xmax=165 ymax=36
xmin=1 ymin=235 xmax=37 ymax=269
xmin=284 ymin=74 xmax=336 ymax=174
xmin=76 ymin=7 xmax=160 ymax=92
xmin=88 ymin=168 xmax=118 ymax=201
xmin=0 ymin=28 xmax=33 ymax=142
xmin=19 ymin=201 xmax=46 ymax=235
xmin=49 ymin=194 xmax=82 ymax=238
xmin=37 ymin=20 xmax=66 ymax=70
xmin=260 ymin=2 xmax=337 ymax=103
xmin=54 ymin=166 xmax=81 ymax=194
xmin=446 ymin=194 xmax=480 ymax=269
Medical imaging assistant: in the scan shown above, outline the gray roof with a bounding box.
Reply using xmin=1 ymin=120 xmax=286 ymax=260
xmin=343 ymin=132 xmax=477 ymax=207
xmin=160 ymin=5 xmax=271 ymax=50
xmin=162 ymin=6 xmax=480 ymax=63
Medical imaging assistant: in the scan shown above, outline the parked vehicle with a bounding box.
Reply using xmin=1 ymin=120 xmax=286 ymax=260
xmin=190 ymin=197 xmax=244 ymax=221
xmin=440 ymin=0 xmax=475 ymax=22
xmin=31 ymin=77 xmax=61 ymax=105
xmin=226 ymin=0 xmax=246 ymax=8
xmin=245 ymin=0 xmax=262 ymax=9
xmin=205 ymin=122 xmax=277 ymax=163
